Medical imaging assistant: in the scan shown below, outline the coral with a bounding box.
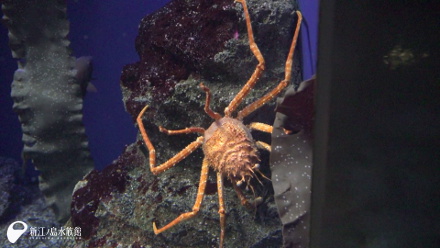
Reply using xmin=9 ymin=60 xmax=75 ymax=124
xmin=1 ymin=0 xmax=94 ymax=223
xmin=70 ymin=0 xmax=302 ymax=246
xmin=270 ymin=76 xmax=315 ymax=247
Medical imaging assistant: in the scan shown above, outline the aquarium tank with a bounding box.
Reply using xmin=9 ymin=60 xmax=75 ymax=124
xmin=1 ymin=0 xmax=438 ymax=248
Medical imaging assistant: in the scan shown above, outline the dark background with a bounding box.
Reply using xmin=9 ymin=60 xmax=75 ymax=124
xmin=311 ymin=1 xmax=440 ymax=247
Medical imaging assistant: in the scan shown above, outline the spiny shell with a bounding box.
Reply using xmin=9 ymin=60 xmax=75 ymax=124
xmin=203 ymin=117 xmax=260 ymax=182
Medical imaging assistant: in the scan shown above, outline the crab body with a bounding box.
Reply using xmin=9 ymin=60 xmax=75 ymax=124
xmin=203 ymin=117 xmax=260 ymax=184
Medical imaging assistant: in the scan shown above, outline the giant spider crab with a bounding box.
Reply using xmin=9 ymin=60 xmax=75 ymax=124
xmin=137 ymin=0 xmax=302 ymax=246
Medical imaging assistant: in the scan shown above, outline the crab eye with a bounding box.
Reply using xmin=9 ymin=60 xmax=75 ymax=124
xmin=253 ymin=163 xmax=260 ymax=170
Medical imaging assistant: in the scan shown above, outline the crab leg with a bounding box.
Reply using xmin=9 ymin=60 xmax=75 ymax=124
xmin=137 ymin=105 xmax=204 ymax=175
xmin=237 ymin=11 xmax=302 ymax=120
xmin=256 ymin=141 xmax=271 ymax=152
xmin=248 ymin=122 xmax=273 ymax=133
xmin=159 ymin=126 xmax=205 ymax=135
xmin=217 ymin=172 xmax=226 ymax=248
xmin=200 ymin=83 xmax=222 ymax=120
xmin=248 ymin=123 xmax=273 ymax=151
xmin=153 ymin=158 xmax=209 ymax=234
xmin=224 ymin=0 xmax=265 ymax=117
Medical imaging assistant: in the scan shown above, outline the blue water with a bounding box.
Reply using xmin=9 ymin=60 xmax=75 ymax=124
xmin=0 ymin=0 xmax=171 ymax=170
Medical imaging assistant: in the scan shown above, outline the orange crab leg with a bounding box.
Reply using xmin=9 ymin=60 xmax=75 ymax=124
xmin=217 ymin=172 xmax=226 ymax=248
xmin=248 ymin=122 xmax=273 ymax=151
xmin=153 ymin=158 xmax=209 ymax=234
xmin=248 ymin=122 xmax=273 ymax=133
xmin=249 ymin=122 xmax=292 ymax=136
xmin=237 ymin=11 xmax=303 ymax=120
xmin=224 ymin=0 xmax=265 ymax=117
xmin=256 ymin=141 xmax=271 ymax=152
xmin=200 ymin=83 xmax=222 ymax=120
xmin=137 ymin=105 xmax=204 ymax=175
xmin=159 ymin=126 xmax=205 ymax=135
